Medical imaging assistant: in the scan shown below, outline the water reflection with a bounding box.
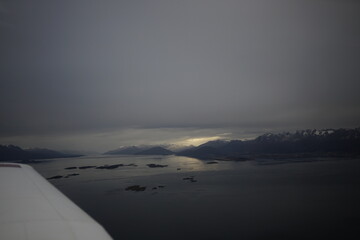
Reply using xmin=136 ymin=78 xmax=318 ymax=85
xmin=28 ymin=156 xmax=360 ymax=240
xmin=29 ymin=154 xmax=233 ymax=182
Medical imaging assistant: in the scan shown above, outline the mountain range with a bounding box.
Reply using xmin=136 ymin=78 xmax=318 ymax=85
xmin=105 ymin=128 xmax=360 ymax=160
xmin=0 ymin=145 xmax=83 ymax=162
xmin=177 ymin=128 xmax=360 ymax=159
xmin=135 ymin=147 xmax=174 ymax=155
xmin=2 ymin=128 xmax=359 ymax=162
xmin=104 ymin=146 xmax=174 ymax=155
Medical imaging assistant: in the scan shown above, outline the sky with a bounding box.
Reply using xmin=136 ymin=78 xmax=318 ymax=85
xmin=1 ymin=0 xmax=359 ymax=152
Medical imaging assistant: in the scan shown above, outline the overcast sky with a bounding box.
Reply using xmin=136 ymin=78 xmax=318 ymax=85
xmin=1 ymin=0 xmax=359 ymax=152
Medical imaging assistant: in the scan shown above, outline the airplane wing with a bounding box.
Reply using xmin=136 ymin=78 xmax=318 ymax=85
xmin=0 ymin=163 xmax=113 ymax=240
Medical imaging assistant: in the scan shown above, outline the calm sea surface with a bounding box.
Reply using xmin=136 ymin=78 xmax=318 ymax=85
xmin=30 ymin=155 xmax=360 ymax=240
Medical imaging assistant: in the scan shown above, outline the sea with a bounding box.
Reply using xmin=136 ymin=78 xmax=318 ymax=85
xmin=29 ymin=155 xmax=360 ymax=240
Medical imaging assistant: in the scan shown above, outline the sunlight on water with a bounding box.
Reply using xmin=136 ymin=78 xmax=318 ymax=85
xmin=28 ymin=156 xmax=360 ymax=240
xmin=30 ymin=155 xmax=235 ymax=182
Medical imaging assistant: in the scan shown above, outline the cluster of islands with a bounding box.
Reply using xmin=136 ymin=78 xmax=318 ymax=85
xmin=45 ymin=163 xmax=169 ymax=180
xmin=2 ymin=127 xmax=359 ymax=195
xmin=46 ymin=162 xmax=199 ymax=192
xmin=1 ymin=127 xmax=360 ymax=163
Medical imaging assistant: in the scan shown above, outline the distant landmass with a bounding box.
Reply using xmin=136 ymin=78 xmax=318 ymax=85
xmin=177 ymin=128 xmax=360 ymax=160
xmin=104 ymin=145 xmax=174 ymax=156
xmin=135 ymin=147 xmax=174 ymax=155
xmin=0 ymin=145 xmax=83 ymax=162
xmin=104 ymin=146 xmax=143 ymax=155
xmin=104 ymin=127 xmax=360 ymax=160
xmin=10 ymin=127 xmax=355 ymax=161
xmin=104 ymin=145 xmax=174 ymax=155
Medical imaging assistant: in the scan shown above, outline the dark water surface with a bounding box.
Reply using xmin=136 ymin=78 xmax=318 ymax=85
xmin=30 ymin=155 xmax=360 ymax=240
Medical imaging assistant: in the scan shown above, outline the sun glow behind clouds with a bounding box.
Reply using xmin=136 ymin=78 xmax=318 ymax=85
xmin=176 ymin=136 xmax=227 ymax=147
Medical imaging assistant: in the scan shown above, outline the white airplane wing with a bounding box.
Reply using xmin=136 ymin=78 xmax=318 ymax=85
xmin=0 ymin=163 xmax=113 ymax=240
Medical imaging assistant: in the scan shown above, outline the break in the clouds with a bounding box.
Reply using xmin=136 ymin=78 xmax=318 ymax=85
xmin=0 ymin=127 xmax=256 ymax=153
xmin=1 ymin=0 xmax=360 ymax=150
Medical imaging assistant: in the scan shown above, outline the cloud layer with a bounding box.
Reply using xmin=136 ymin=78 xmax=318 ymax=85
xmin=1 ymin=0 xmax=359 ymax=150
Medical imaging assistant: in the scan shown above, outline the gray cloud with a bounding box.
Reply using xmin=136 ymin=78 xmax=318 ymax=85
xmin=1 ymin=0 xmax=359 ymax=150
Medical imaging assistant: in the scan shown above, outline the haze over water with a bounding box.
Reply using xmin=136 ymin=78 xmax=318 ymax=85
xmin=31 ymin=155 xmax=360 ymax=240
xmin=1 ymin=1 xmax=360 ymax=239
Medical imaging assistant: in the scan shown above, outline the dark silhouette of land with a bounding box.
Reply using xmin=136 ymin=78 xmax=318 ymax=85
xmin=147 ymin=163 xmax=168 ymax=168
xmin=104 ymin=127 xmax=360 ymax=160
xmin=2 ymin=127 xmax=360 ymax=162
xmin=178 ymin=128 xmax=360 ymax=160
xmin=0 ymin=145 xmax=82 ymax=162
xmin=104 ymin=146 xmax=142 ymax=155
xmin=104 ymin=146 xmax=174 ymax=155
xmin=135 ymin=147 xmax=173 ymax=155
